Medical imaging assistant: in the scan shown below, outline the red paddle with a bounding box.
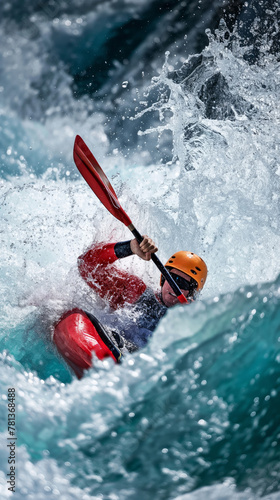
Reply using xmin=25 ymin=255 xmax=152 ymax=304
xmin=73 ymin=135 xmax=188 ymax=304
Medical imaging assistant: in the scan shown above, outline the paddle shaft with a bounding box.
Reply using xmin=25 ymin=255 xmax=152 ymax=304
xmin=128 ymin=224 xmax=187 ymax=303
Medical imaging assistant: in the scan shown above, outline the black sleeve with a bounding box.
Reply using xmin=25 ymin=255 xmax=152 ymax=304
xmin=114 ymin=240 xmax=133 ymax=259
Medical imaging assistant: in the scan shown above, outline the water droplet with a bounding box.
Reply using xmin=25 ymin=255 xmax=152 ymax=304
xmin=198 ymin=419 xmax=207 ymax=426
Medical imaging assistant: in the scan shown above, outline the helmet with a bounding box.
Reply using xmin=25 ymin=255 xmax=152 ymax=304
xmin=160 ymin=251 xmax=207 ymax=292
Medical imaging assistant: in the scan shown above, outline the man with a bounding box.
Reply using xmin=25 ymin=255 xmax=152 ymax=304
xmin=78 ymin=235 xmax=207 ymax=352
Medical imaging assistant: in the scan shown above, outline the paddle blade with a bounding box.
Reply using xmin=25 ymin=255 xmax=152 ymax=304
xmin=73 ymin=135 xmax=132 ymax=227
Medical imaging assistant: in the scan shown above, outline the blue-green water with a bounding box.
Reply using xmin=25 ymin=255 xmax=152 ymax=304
xmin=0 ymin=279 xmax=280 ymax=499
xmin=0 ymin=0 xmax=280 ymax=499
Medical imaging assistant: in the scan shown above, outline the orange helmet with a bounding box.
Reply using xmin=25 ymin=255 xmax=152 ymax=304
xmin=160 ymin=251 xmax=207 ymax=292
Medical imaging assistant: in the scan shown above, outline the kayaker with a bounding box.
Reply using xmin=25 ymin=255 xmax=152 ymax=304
xmin=78 ymin=236 xmax=207 ymax=352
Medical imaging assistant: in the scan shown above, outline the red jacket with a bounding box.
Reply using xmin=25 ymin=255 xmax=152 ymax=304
xmin=78 ymin=242 xmax=147 ymax=309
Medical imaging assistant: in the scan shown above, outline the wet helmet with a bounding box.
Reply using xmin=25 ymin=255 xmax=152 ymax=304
xmin=160 ymin=251 xmax=207 ymax=292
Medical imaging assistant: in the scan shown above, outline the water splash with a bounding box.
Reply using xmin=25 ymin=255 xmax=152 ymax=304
xmin=1 ymin=3 xmax=280 ymax=499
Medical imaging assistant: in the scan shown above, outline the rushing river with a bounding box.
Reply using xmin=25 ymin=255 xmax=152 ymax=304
xmin=0 ymin=0 xmax=280 ymax=499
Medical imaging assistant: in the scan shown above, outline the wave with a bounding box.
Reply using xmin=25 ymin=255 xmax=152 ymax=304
xmin=0 ymin=276 xmax=279 ymax=498
xmin=1 ymin=0 xmax=280 ymax=498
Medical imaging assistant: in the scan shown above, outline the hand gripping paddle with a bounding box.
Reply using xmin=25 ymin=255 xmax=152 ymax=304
xmin=73 ymin=135 xmax=188 ymax=304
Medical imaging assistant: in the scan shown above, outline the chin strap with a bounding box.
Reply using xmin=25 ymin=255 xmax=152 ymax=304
xmin=158 ymin=292 xmax=193 ymax=308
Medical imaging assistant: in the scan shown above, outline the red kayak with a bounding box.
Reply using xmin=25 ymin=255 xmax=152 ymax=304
xmin=53 ymin=309 xmax=122 ymax=379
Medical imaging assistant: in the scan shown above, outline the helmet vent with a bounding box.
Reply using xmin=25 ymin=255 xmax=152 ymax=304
xmin=195 ymin=266 xmax=201 ymax=271
xmin=191 ymin=269 xmax=197 ymax=275
xmin=168 ymin=260 xmax=174 ymax=264
xmin=172 ymin=256 xmax=176 ymax=259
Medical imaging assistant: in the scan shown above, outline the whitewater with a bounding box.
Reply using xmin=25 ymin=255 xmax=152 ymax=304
xmin=0 ymin=0 xmax=280 ymax=499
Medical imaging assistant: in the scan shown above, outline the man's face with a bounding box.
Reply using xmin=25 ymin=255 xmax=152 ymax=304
xmin=161 ymin=268 xmax=193 ymax=308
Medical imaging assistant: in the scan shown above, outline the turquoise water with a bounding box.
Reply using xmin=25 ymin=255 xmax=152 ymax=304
xmin=1 ymin=1 xmax=280 ymax=498
xmin=0 ymin=279 xmax=279 ymax=499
